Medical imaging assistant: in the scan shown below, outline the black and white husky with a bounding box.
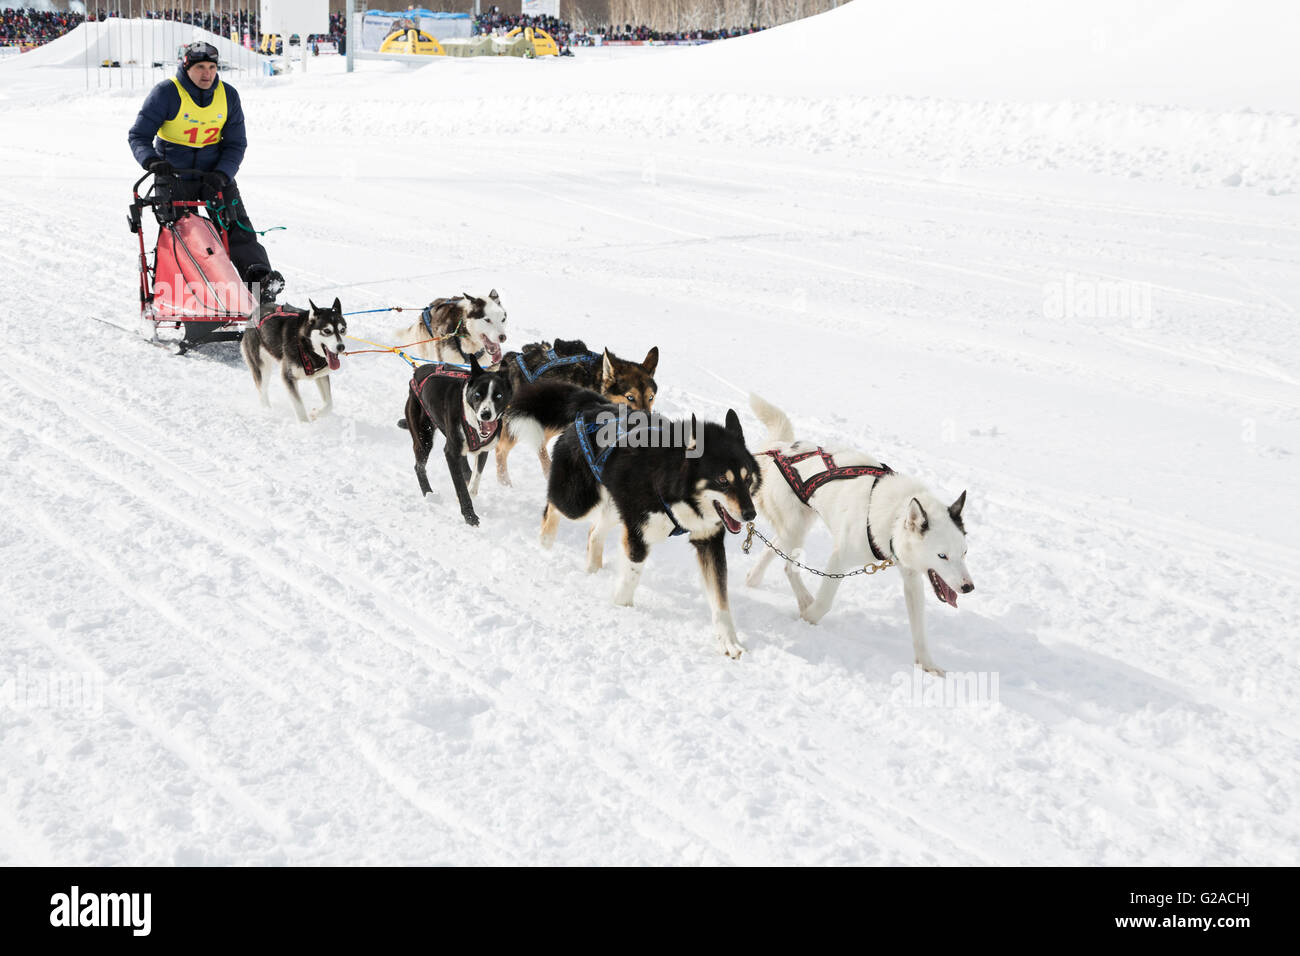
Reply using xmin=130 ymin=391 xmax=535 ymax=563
xmin=401 ymin=354 xmax=513 ymax=527
xmin=392 ymin=290 xmax=507 ymax=369
xmin=241 ymin=298 xmax=347 ymax=422
xmin=518 ymin=384 xmax=760 ymax=658
xmin=746 ymin=394 xmax=973 ymax=674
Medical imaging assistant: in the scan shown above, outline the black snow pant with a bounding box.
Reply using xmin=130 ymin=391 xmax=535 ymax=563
xmin=167 ymin=177 xmax=273 ymax=282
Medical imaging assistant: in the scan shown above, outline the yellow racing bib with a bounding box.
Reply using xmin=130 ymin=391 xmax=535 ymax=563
xmin=156 ymin=77 xmax=227 ymax=148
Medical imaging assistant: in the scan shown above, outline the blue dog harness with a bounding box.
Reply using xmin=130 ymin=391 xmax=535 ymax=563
xmin=574 ymin=410 xmax=689 ymax=537
xmin=420 ymin=302 xmax=487 ymax=361
xmin=513 ymin=347 xmax=601 ymax=384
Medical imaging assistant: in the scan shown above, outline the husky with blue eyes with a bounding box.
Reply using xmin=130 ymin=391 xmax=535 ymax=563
xmin=746 ymin=394 xmax=973 ymax=675
xmin=401 ymin=354 xmax=513 ymax=527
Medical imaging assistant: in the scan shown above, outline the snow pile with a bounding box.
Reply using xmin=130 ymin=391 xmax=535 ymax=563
xmin=0 ymin=19 xmax=268 ymax=74
xmin=683 ymin=0 xmax=1300 ymax=111
xmin=227 ymin=0 xmax=1300 ymax=193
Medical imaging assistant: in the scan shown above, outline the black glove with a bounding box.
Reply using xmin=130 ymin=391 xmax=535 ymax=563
xmin=201 ymin=170 xmax=229 ymax=191
xmin=145 ymin=157 xmax=175 ymax=176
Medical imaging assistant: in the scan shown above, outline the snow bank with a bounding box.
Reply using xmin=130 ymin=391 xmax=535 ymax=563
xmin=685 ymin=0 xmax=1300 ymax=112
xmin=0 ymin=19 xmax=269 ymax=75
xmin=242 ymin=0 xmax=1300 ymax=193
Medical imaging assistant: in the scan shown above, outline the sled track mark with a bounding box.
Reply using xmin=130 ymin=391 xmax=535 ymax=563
xmin=2 ymin=357 xmax=766 ymax=862
xmin=0 ymin=502 xmax=295 ymax=845
xmin=346 ymin=729 xmax=520 ymax=866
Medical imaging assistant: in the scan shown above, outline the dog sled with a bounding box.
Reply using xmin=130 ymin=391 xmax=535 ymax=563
xmin=127 ymin=169 xmax=258 ymax=349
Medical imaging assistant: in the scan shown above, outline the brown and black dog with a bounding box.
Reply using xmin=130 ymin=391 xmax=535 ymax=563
xmin=494 ymin=338 xmax=659 ymax=485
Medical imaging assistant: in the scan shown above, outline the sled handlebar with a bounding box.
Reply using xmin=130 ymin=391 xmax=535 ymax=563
xmin=131 ymin=168 xmax=215 ymax=197
xmin=129 ymin=170 xmax=226 ymax=236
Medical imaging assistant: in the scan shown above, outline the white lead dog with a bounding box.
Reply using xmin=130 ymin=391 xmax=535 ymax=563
xmin=746 ymin=394 xmax=973 ymax=674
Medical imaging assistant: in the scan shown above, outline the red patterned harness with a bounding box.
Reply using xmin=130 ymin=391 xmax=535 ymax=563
xmin=257 ymin=306 xmax=335 ymax=376
xmin=410 ymin=365 xmax=499 ymax=453
xmin=762 ymin=447 xmax=895 ymax=561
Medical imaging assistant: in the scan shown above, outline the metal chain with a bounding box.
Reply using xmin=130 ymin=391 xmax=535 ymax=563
xmin=742 ymin=523 xmax=894 ymax=578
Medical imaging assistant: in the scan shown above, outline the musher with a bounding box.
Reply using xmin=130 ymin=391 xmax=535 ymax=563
xmin=128 ymin=40 xmax=284 ymax=311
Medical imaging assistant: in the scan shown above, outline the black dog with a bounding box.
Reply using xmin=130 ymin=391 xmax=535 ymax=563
xmin=495 ymin=338 xmax=659 ymax=485
xmin=526 ymin=384 xmax=760 ymax=657
xmin=401 ymin=355 xmax=512 ymax=526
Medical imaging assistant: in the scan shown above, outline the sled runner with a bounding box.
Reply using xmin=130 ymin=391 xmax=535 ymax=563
xmin=127 ymin=169 xmax=258 ymax=349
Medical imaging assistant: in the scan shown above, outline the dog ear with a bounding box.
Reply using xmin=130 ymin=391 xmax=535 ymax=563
xmin=906 ymin=498 xmax=930 ymax=534
xmin=642 ymin=346 xmax=659 ymax=376
xmin=725 ymin=408 xmax=744 ymax=443
xmin=685 ymin=413 xmax=698 ymax=452
xmin=949 ymin=490 xmax=967 ymax=533
xmin=601 ymin=349 xmax=615 ymax=389
xmin=468 ymin=352 xmax=483 ymax=375
xmin=488 ymin=288 xmax=500 ymax=302
xmin=308 ymin=298 xmax=318 ymax=314
xmin=332 ymin=297 xmax=342 ymax=315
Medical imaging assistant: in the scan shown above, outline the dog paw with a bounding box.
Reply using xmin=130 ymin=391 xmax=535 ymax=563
xmin=585 ymin=559 xmax=603 ymax=573
xmin=717 ymin=635 xmax=745 ymax=659
xmin=462 ymin=512 xmax=480 ymax=527
xmin=917 ymin=660 xmax=946 ymax=677
xmin=795 ymin=590 xmax=814 ymax=614
xmin=800 ymin=603 xmax=827 ymax=625
xmin=744 ymin=569 xmax=764 ymax=589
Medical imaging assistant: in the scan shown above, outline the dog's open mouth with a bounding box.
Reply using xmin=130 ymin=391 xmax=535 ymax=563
xmin=929 ymin=569 xmax=958 ymax=608
xmin=478 ymin=418 xmax=499 ymax=440
xmin=325 ymin=347 xmax=340 ymax=371
xmin=480 ymin=334 xmax=503 ymax=366
xmin=714 ymin=501 xmax=742 ymax=534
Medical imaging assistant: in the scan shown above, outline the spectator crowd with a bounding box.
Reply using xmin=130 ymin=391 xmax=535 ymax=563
xmin=1 ymin=6 xmax=83 ymax=46
xmin=3 ymin=5 xmax=763 ymax=52
xmin=473 ymin=7 xmax=767 ymax=47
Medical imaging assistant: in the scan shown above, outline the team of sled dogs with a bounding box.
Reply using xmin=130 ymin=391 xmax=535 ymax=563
xmin=240 ymin=292 xmax=974 ymax=672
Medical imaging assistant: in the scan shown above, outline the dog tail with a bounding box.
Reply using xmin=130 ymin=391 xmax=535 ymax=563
xmin=748 ymin=393 xmax=794 ymax=443
xmin=505 ymin=382 xmax=606 ymax=449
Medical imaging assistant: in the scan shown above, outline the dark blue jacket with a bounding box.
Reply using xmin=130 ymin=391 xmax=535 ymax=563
xmin=127 ymin=67 xmax=247 ymax=181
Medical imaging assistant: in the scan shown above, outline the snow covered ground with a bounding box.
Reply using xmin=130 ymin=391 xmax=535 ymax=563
xmin=0 ymin=1 xmax=1297 ymax=865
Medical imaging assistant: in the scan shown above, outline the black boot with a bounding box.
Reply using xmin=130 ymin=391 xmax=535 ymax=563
xmin=246 ymin=266 xmax=285 ymax=304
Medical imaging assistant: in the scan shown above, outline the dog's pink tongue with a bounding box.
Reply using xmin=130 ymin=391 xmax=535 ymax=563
xmin=714 ymin=501 xmax=741 ymax=534
xmin=326 ymin=349 xmax=340 ymax=371
xmin=929 ymin=570 xmax=958 ymax=608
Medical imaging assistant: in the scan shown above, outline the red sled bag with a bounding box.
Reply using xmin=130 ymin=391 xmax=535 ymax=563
xmin=151 ymin=215 xmax=258 ymax=323
xmin=129 ymin=170 xmax=258 ymax=345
